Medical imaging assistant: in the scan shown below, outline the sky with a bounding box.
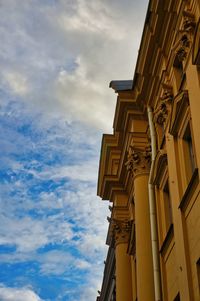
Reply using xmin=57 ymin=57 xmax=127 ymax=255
xmin=0 ymin=1 xmax=148 ymax=300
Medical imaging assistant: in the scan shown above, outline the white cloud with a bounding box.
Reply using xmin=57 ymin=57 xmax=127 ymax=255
xmin=31 ymin=159 xmax=99 ymax=182
xmin=3 ymin=71 xmax=29 ymax=96
xmin=0 ymin=285 xmax=43 ymax=301
xmin=38 ymin=250 xmax=74 ymax=275
xmin=0 ymin=215 xmax=73 ymax=252
xmin=74 ymin=258 xmax=91 ymax=269
xmin=58 ymin=0 xmax=125 ymax=39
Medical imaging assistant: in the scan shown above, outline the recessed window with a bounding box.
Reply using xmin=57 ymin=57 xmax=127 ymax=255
xmin=111 ymin=287 xmax=116 ymax=301
xmin=183 ymin=124 xmax=195 ymax=179
xmin=173 ymin=56 xmax=184 ymax=91
xmin=197 ymin=258 xmax=200 ymax=294
xmin=174 ymin=292 xmax=180 ymax=301
xmin=163 ymin=179 xmax=173 ymax=232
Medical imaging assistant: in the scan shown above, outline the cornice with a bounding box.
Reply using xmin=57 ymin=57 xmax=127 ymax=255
xmin=97 ymin=132 xmax=122 ymax=200
xmin=110 ymin=79 xmax=146 ymax=134
xmin=113 ymin=96 xmax=144 ymax=133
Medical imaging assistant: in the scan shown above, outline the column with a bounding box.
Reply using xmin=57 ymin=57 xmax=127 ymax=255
xmin=114 ymin=220 xmax=133 ymax=301
xmin=135 ymin=173 xmax=155 ymax=301
xmin=127 ymin=146 xmax=155 ymax=301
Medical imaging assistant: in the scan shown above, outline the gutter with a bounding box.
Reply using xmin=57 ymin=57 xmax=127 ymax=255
xmin=147 ymin=106 xmax=162 ymax=301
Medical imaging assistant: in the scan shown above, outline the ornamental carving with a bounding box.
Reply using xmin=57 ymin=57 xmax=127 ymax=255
xmin=182 ymin=11 xmax=196 ymax=33
xmin=176 ymin=34 xmax=190 ymax=61
xmin=175 ymin=11 xmax=196 ymax=62
xmin=125 ymin=145 xmax=151 ymax=177
xmin=154 ymin=86 xmax=173 ymax=126
xmin=110 ymin=218 xmax=132 ymax=246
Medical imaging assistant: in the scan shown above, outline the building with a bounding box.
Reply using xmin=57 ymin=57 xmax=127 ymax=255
xmin=97 ymin=0 xmax=200 ymax=300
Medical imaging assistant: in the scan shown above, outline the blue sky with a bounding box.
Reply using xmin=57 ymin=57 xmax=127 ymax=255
xmin=0 ymin=0 xmax=148 ymax=300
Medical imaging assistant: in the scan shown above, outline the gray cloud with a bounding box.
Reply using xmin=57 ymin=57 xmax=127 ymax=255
xmin=0 ymin=0 xmax=148 ymax=131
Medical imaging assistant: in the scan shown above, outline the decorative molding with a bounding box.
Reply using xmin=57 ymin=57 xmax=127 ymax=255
xmin=125 ymin=145 xmax=151 ymax=178
xmin=192 ymin=18 xmax=200 ymax=65
xmin=169 ymin=90 xmax=189 ymax=136
xmin=154 ymin=85 xmax=173 ymax=126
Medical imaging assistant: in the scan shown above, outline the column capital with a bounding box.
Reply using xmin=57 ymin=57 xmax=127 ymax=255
xmin=125 ymin=145 xmax=151 ymax=178
xmin=109 ymin=218 xmax=131 ymax=246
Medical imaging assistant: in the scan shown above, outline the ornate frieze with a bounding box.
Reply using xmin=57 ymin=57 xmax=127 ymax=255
xmin=154 ymin=85 xmax=173 ymax=126
xmin=125 ymin=145 xmax=151 ymax=178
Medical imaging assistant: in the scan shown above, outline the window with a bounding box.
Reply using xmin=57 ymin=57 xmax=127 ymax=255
xmin=152 ymin=151 xmax=173 ymax=243
xmin=197 ymin=258 xmax=200 ymax=294
xmin=169 ymin=90 xmax=197 ymax=197
xmin=111 ymin=287 xmax=116 ymax=301
xmin=182 ymin=124 xmax=196 ymax=182
xmin=173 ymin=56 xmax=184 ymax=92
xmin=174 ymin=292 xmax=180 ymax=301
xmin=163 ymin=179 xmax=173 ymax=232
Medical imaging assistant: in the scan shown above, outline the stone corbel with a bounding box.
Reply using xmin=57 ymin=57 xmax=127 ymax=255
xmin=182 ymin=11 xmax=196 ymax=33
xmin=125 ymin=145 xmax=151 ymax=178
xmin=176 ymin=34 xmax=191 ymax=62
xmin=154 ymin=84 xmax=173 ymax=126
xmin=175 ymin=11 xmax=196 ymax=62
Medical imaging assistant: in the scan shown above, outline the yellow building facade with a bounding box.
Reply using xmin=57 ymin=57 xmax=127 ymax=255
xmin=97 ymin=0 xmax=200 ymax=300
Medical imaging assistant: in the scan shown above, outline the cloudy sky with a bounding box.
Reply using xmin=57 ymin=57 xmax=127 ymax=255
xmin=0 ymin=0 xmax=148 ymax=300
